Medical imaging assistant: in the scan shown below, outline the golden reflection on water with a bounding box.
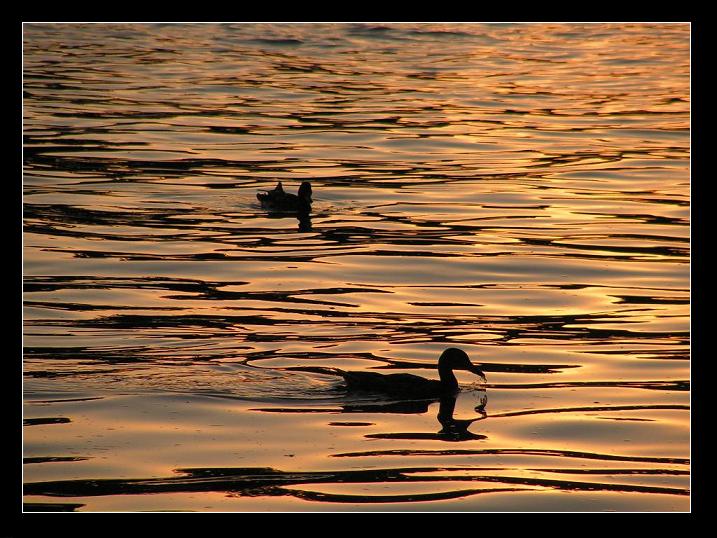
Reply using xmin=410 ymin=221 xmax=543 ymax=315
xmin=23 ymin=22 xmax=689 ymax=512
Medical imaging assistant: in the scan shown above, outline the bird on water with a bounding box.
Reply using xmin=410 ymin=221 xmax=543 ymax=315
xmin=340 ymin=348 xmax=486 ymax=399
xmin=257 ymin=181 xmax=312 ymax=213
xmin=288 ymin=348 xmax=486 ymax=400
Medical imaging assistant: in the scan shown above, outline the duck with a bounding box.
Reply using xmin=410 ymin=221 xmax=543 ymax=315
xmin=340 ymin=348 xmax=486 ymax=399
xmin=282 ymin=348 xmax=484 ymax=400
xmin=257 ymin=181 xmax=312 ymax=213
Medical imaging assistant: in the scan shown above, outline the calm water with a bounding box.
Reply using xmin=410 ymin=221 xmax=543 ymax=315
xmin=22 ymin=23 xmax=690 ymax=512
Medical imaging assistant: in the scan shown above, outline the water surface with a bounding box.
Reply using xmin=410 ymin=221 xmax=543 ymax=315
xmin=23 ymin=22 xmax=690 ymax=512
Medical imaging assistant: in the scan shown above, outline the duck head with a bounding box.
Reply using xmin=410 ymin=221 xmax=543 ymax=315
xmin=298 ymin=181 xmax=312 ymax=202
xmin=438 ymin=348 xmax=486 ymax=384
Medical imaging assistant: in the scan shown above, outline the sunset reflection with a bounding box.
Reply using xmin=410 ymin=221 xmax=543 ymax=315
xmin=23 ymin=22 xmax=689 ymax=512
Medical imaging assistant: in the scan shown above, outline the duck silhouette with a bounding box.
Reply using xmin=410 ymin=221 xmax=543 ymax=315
xmin=341 ymin=348 xmax=486 ymax=399
xmin=286 ymin=348 xmax=486 ymax=400
xmin=257 ymin=181 xmax=312 ymax=213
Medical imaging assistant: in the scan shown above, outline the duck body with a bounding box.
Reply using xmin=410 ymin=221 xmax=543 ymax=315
xmin=340 ymin=348 xmax=486 ymax=399
xmin=257 ymin=181 xmax=312 ymax=213
xmin=341 ymin=371 xmax=448 ymax=399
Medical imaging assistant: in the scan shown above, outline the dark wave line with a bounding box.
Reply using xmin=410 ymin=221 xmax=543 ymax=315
xmin=284 ymin=486 xmax=527 ymax=504
xmin=528 ymin=468 xmax=689 ymax=475
xmin=485 ymin=403 xmax=689 ymax=419
xmin=25 ymin=396 xmax=104 ymax=404
xmin=251 ymin=407 xmax=343 ymax=413
xmin=23 ymin=275 xmax=250 ymax=294
xmin=425 ymin=474 xmax=689 ymax=497
xmin=24 ymin=456 xmax=89 ymax=464
xmin=489 ymin=380 xmax=688 ymax=391
xmin=23 ymin=502 xmax=85 ymax=512
xmin=36 ymin=244 xmax=688 ymax=265
xmin=24 ymin=300 xmax=183 ymax=312
xmin=330 ymin=448 xmax=690 ymax=465
xmin=24 ymin=464 xmax=688 ymax=501
xmin=23 ymin=417 xmax=71 ymax=426
xmin=520 ymin=237 xmax=688 ymax=257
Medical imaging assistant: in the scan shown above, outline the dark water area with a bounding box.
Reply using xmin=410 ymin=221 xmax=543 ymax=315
xmin=23 ymin=23 xmax=690 ymax=512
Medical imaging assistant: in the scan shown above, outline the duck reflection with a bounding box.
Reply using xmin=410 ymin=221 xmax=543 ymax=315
xmin=436 ymin=392 xmax=488 ymax=441
xmin=297 ymin=213 xmax=312 ymax=232
xmin=262 ymin=210 xmax=312 ymax=232
xmin=363 ymin=391 xmax=488 ymax=442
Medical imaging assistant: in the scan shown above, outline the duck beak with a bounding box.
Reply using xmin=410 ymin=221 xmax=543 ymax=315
xmin=467 ymin=364 xmax=487 ymax=383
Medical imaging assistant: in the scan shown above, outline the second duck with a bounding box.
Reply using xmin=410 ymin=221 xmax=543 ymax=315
xmin=257 ymin=181 xmax=312 ymax=213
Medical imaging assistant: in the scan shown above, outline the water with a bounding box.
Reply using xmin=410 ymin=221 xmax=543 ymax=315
xmin=22 ymin=22 xmax=690 ymax=512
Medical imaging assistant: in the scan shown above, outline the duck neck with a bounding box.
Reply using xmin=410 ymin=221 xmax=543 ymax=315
xmin=438 ymin=364 xmax=459 ymax=392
